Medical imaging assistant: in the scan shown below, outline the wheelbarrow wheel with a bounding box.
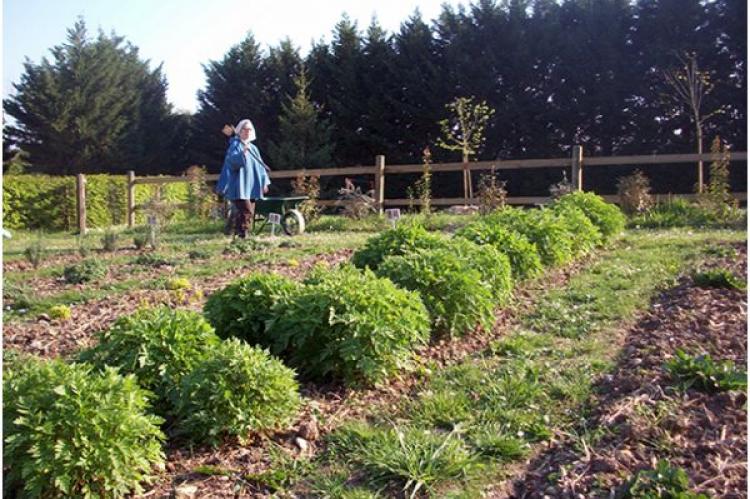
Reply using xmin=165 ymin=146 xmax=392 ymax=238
xmin=282 ymin=209 xmax=305 ymax=236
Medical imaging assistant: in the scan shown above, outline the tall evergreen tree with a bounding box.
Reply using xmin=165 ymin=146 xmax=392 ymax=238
xmin=392 ymin=10 xmax=443 ymax=163
xmin=3 ymin=19 xmax=172 ymax=174
xmin=267 ymin=67 xmax=333 ymax=169
xmin=192 ymin=33 xmax=273 ymax=170
xmin=264 ymin=39 xmax=304 ymax=150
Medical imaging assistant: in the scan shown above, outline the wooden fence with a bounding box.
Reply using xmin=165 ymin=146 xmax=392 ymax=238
xmin=72 ymin=147 xmax=748 ymax=232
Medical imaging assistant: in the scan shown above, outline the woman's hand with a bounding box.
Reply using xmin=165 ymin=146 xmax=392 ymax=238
xmin=263 ymin=185 xmax=269 ymax=194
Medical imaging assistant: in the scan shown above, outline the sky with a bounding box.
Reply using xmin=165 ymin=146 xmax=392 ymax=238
xmin=3 ymin=0 xmax=467 ymax=114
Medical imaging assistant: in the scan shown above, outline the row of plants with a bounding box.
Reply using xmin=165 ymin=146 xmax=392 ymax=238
xmin=297 ymin=231 xmax=746 ymax=498
xmin=3 ymin=192 xmax=626 ymax=496
xmin=4 ymin=307 xmax=302 ymax=497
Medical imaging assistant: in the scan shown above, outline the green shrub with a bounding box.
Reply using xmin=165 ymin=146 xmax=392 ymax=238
xmin=351 ymin=221 xmax=447 ymax=270
xmin=454 ymin=221 xmax=543 ymax=279
xmin=377 ymin=248 xmax=495 ymax=336
xmin=485 ymin=207 xmax=574 ymax=267
xmin=133 ymin=233 xmax=149 ymax=250
xmin=3 ymin=358 xmax=165 ymax=497
xmin=132 ymin=252 xmax=178 ymax=267
xmin=173 ymin=338 xmax=300 ymax=445
xmin=692 ymin=268 xmax=746 ymax=291
xmin=622 ymin=459 xmax=707 ymax=498
xmin=3 ymin=174 xmax=191 ymax=230
xmin=188 ymin=248 xmax=212 ymax=260
xmin=78 ymin=307 xmax=220 ymax=410
xmin=665 ymin=349 xmax=747 ymax=393
xmin=550 ymin=204 xmax=603 ymax=255
xmin=266 ymin=265 xmax=431 ymax=385
xmin=63 ymin=258 xmax=108 ymax=284
xmin=223 ymin=236 xmax=274 ymax=255
xmin=445 ymin=237 xmax=513 ymax=304
xmin=101 ymin=228 xmax=119 ymax=251
xmin=553 ymin=191 xmax=626 ymax=239
xmin=48 ymin=304 xmax=72 ymax=320
xmin=204 ymin=273 xmax=300 ymax=344
xmin=24 ymin=238 xmax=45 ymax=269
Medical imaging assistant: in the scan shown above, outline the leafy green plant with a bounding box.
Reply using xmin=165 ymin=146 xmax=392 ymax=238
xmin=173 ymin=338 xmax=301 ymax=445
xmin=622 ymin=459 xmax=707 ymax=498
xmin=692 ymin=268 xmax=746 ymax=291
xmin=630 ymin=198 xmax=745 ymax=229
xmin=553 ymin=191 xmax=626 ymax=239
xmin=166 ymin=277 xmax=191 ymax=290
xmin=665 ymin=349 xmax=747 ymax=392
xmin=455 ymin=220 xmax=543 ymax=279
xmin=24 ymin=237 xmax=45 ymax=269
xmin=444 ymin=237 xmax=513 ymax=304
xmin=266 ymin=265 xmax=431 ymax=385
xmin=204 ymin=273 xmax=300 ymax=344
xmin=133 ymin=233 xmax=149 ymax=250
xmin=550 ymin=203 xmax=603 ymax=255
xmin=484 ymin=207 xmax=575 ymax=267
xmin=3 ymin=358 xmax=165 ymax=497
xmin=63 ymin=258 xmax=108 ymax=284
xmin=223 ymin=236 xmax=274 ymax=255
xmin=101 ymin=228 xmax=119 ymax=251
xmin=132 ymin=252 xmax=178 ymax=267
xmin=328 ymin=422 xmax=480 ymax=498
xmin=188 ymin=248 xmax=212 ymax=260
xmin=78 ymin=306 xmax=220 ymax=411
xmin=377 ymin=248 xmax=496 ymax=336
xmin=351 ymin=221 xmax=447 ymax=270
xmin=48 ymin=304 xmax=72 ymax=320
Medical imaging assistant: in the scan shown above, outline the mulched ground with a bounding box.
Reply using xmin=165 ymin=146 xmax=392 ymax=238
xmin=506 ymin=241 xmax=747 ymax=498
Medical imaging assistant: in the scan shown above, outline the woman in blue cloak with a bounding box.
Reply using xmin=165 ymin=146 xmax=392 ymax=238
xmin=216 ymin=119 xmax=271 ymax=238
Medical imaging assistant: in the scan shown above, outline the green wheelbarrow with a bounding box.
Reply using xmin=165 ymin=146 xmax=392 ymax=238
xmin=252 ymin=196 xmax=308 ymax=235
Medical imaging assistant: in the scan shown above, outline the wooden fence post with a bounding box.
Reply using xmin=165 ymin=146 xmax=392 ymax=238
xmin=374 ymin=155 xmax=385 ymax=214
xmin=127 ymin=171 xmax=135 ymax=227
xmin=571 ymin=145 xmax=583 ymax=191
xmin=76 ymin=173 xmax=86 ymax=234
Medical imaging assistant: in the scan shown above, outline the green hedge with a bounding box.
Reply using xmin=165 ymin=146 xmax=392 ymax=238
xmin=3 ymin=174 xmax=192 ymax=230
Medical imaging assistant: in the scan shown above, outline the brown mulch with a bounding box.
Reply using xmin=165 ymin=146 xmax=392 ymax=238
xmin=504 ymin=241 xmax=747 ymax=498
xmin=3 ymin=249 xmax=354 ymax=359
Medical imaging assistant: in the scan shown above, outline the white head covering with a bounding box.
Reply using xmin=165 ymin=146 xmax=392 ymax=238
xmin=235 ymin=119 xmax=256 ymax=143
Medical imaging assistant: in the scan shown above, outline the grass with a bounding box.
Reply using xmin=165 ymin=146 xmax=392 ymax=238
xmin=298 ymin=228 xmax=746 ymax=496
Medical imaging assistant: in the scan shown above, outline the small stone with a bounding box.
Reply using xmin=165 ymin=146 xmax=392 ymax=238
xmin=174 ymin=484 xmax=198 ymax=498
xmin=295 ymin=437 xmax=308 ymax=452
xmin=38 ymin=313 xmax=51 ymax=322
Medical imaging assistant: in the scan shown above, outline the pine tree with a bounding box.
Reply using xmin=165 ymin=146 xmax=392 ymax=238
xmin=267 ymin=67 xmax=333 ymax=169
xmin=192 ymin=33 xmax=273 ymax=169
xmin=3 ymin=19 xmax=171 ymax=174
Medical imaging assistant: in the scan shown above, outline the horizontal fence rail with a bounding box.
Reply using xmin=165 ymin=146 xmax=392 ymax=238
xmin=114 ymin=148 xmax=747 ymax=228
